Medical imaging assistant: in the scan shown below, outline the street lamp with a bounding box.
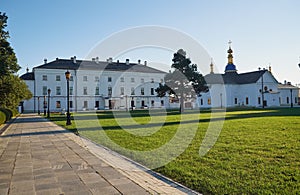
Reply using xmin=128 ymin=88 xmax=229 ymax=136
xmin=220 ymin=93 xmax=223 ymax=108
xmin=65 ymin=71 xmax=72 ymax=125
xmin=43 ymin=95 xmax=47 ymax=116
xmin=290 ymin=89 xmax=293 ymax=108
xmin=261 ymin=70 xmax=265 ymax=108
xmin=47 ymin=89 xmax=51 ymax=118
xmin=37 ymin=96 xmax=40 ymax=115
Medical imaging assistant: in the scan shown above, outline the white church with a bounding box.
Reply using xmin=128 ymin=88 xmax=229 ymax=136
xmin=199 ymin=44 xmax=299 ymax=108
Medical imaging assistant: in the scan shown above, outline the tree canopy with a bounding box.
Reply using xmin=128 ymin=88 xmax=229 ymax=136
xmin=0 ymin=12 xmax=32 ymax=110
xmin=156 ymin=49 xmax=208 ymax=112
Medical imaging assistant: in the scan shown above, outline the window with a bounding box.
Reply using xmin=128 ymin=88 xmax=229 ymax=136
xmin=246 ymin=97 xmax=249 ymax=105
xmin=70 ymin=76 xmax=74 ymax=81
xmin=69 ymin=87 xmax=73 ymax=95
xmin=95 ymin=101 xmax=99 ymax=108
xmin=234 ymin=98 xmax=238 ymax=105
xmin=279 ymin=97 xmax=281 ymax=104
xmin=200 ymin=99 xmax=203 ymax=105
xmin=42 ymin=75 xmax=47 ymax=81
xmin=108 ymin=87 xmax=112 ymax=97
xmin=95 ymin=76 xmax=99 ymax=82
xmin=258 ymin=97 xmax=261 ymax=105
xmin=43 ymin=86 xmax=47 ymax=95
xmin=56 ymin=86 xmax=61 ymax=95
xmin=108 ymin=77 xmax=112 ymax=82
xmin=56 ymin=101 xmax=61 ymax=108
xmin=141 ymin=87 xmax=145 ymax=95
xmin=287 ymin=97 xmax=289 ymax=104
xmin=151 ymin=100 xmax=155 ymax=107
xmin=131 ymin=78 xmax=135 ymax=83
xmin=131 ymin=87 xmax=135 ymax=95
xmin=295 ymin=97 xmax=298 ymax=104
xmin=208 ymin=98 xmax=211 ymax=105
xmin=151 ymin=78 xmax=154 ymax=83
xmin=120 ymin=77 xmax=124 ymax=82
xmin=150 ymin=88 xmax=154 ymax=95
xmin=69 ymin=101 xmax=73 ymax=108
xmin=95 ymin=87 xmax=99 ymax=95
xmin=83 ymin=87 xmax=88 ymax=95
xmin=83 ymin=101 xmax=88 ymax=108
xmin=120 ymin=87 xmax=124 ymax=95
xmin=161 ymin=100 xmax=164 ymax=106
xmin=56 ymin=75 xmax=61 ymax=81
xmin=141 ymin=78 xmax=144 ymax=83
xmin=83 ymin=76 xmax=88 ymax=81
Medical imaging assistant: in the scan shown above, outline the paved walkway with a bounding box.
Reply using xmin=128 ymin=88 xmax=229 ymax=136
xmin=0 ymin=114 xmax=199 ymax=195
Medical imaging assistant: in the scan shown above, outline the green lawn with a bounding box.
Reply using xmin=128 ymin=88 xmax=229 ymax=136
xmin=49 ymin=108 xmax=300 ymax=194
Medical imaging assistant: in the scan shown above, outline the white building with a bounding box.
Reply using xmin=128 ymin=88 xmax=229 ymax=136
xmin=20 ymin=57 xmax=168 ymax=112
xmin=199 ymin=45 xmax=299 ymax=108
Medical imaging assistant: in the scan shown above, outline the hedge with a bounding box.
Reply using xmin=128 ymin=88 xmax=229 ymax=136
xmin=0 ymin=110 xmax=5 ymax=125
xmin=0 ymin=108 xmax=12 ymax=122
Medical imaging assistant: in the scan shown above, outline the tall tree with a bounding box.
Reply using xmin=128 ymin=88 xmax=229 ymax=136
xmin=156 ymin=49 xmax=208 ymax=113
xmin=0 ymin=12 xmax=20 ymax=75
xmin=0 ymin=12 xmax=32 ymax=110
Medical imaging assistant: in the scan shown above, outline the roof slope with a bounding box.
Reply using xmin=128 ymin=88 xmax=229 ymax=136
xmin=34 ymin=59 xmax=166 ymax=74
xmin=205 ymin=70 xmax=277 ymax=84
xmin=20 ymin=72 xmax=35 ymax=80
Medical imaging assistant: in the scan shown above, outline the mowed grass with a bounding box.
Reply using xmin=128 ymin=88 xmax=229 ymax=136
xmin=50 ymin=108 xmax=300 ymax=194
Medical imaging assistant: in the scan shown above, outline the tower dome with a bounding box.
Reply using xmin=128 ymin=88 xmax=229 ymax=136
xmin=225 ymin=41 xmax=237 ymax=73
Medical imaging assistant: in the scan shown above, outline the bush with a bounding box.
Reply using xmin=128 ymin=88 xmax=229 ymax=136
xmin=12 ymin=108 xmax=18 ymax=117
xmin=0 ymin=111 xmax=6 ymax=125
xmin=0 ymin=108 xmax=12 ymax=122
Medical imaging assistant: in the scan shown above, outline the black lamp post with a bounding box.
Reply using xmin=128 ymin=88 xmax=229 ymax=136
xmin=131 ymin=97 xmax=134 ymax=111
xmin=290 ymin=89 xmax=293 ymax=108
xmin=220 ymin=93 xmax=223 ymax=108
xmin=47 ymin=89 xmax=51 ymax=118
xmin=37 ymin=96 xmax=40 ymax=115
xmin=65 ymin=71 xmax=72 ymax=125
xmin=261 ymin=71 xmax=265 ymax=108
xmin=43 ymin=95 xmax=47 ymax=116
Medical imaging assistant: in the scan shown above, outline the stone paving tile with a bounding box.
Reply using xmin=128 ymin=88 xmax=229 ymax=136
xmin=36 ymin=187 xmax=63 ymax=195
xmin=90 ymin=186 xmax=121 ymax=195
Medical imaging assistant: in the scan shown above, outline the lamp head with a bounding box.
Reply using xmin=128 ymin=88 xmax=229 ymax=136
xmin=47 ymin=88 xmax=51 ymax=94
xmin=65 ymin=70 xmax=71 ymax=80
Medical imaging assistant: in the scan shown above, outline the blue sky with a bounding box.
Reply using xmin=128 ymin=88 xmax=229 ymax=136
xmin=2 ymin=0 xmax=300 ymax=85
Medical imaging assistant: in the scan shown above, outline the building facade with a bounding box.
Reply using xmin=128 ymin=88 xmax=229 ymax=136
xmin=21 ymin=57 xmax=168 ymax=112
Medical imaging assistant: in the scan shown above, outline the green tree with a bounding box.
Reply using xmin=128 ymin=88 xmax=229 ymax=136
xmin=156 ymin=49 xmax=208 ymax=113
xmin=0 ymin=12 xmax=32 ymax=110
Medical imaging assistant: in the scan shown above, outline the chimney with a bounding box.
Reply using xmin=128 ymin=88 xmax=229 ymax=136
xmin=144 ymin=61 xmax=147 ymax=66
xmin=126 ymin=59 xmax=130 ymax=65
xmin=92 ymin=58 xmax=96 ymax=61
xmin=73 ymin=56 xmax=76 ymax=63
xmin=108 ymin=57 xmax=113 ymax=63
xmin=138 ymin=59 xmax=141 ymax=64
xmin=95 ymin=57 xmax=99 ymax=63
xmin=44 ymin=58 xmax=47 ymax=64
xmin=284 ymin=80 xmax=287 ymax=85
xmin=26 ymin=67 xmax=29 ymax=73
xmin=56 ymin=57 xmax=59 ymax=61
xmin=117 ymin=60 xmax=119 ymax=63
